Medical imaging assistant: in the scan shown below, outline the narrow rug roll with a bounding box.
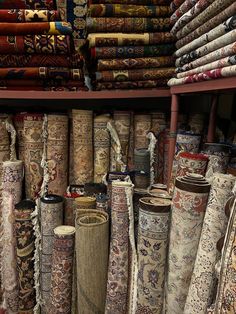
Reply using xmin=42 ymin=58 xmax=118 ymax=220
xmin=72 ymin=110 xmax=93 ymax=185
xmin=47 ymin=114 xmax=68 ymax=195
xmin=184 ymin=174 xmax=236 ymax=314
xmin=40 ymin=194 xmax=63 ymax=314
xmin=134 ymin=148 xmax=150 ymax=173
xmin=76 ymin=210 xmax=109 ymax=314
xmin=15 ymin=199 xmax=36 ymax=314
xmin=2 ymin=160 xmax=23 ymax=313
xmin=49 ymin=225 xmax=75 ymax=314
xmin=134 ymin=114 xmax=152 ymax=149
xmin=136 ymin=197 xmax=171 ymax=314
xmin=64 ymin=191 xmax=80 ymax=226
xmin=166 ymin=174 xmax=211 ymax=314
xmin=94 ymin=115 xmax=111 ymax=183
xmin=176 ymin=152 xmax=208 ymax=178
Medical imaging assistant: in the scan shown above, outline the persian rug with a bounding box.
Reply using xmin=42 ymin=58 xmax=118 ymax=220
xmin=91 ymin=44 xmax=175 ymax=59
xmin=72 ymin=110 xmax=93 ymax=185
xmin=0 ymin=35 xmax=71 ymax=54
xmin=213 ymin=195 xmax=236 ymax=314
xmin=175 ymin=2 xmax=236 ymax=50
xmin=184 ymin=174 xmax=236 ymax=314
xmin=0 ymin=79 xmax=85 ymax=87
xmin=94 ymin=115 xmax=111 ymax=183
xmin=40 ymin=195 xmax=63 ymax=314
xmin=105 ymin=180 xmax=137 ymax=314
xmin=172 ymin=0 xmax=215 ymax=35
xmin=133 ymin=189 xmax=149 ymax=242
xmin=176 ymin=42 xmax=236 ymax=74
xmin=0 ymin=117 xmax=10 ymax=171
xmin=134 ymin=114 xmax=152 ymax=149
xmin=0 ymin=21 xmax=72 ymax=35
xmin=0 ymin=53 xmax=83 ymax=68
xmin=170 ymin=0 xmax=198 ymax=26
xmin=151 ymin=111 xmax=166 ymax=135
xmin=75 ymin=196 xmax=97 ymax=210
xmin=86 ymin=17 xmax=171 ymax=33
xmin=89 ymin=4 xmax=171 ymax=17
xmin=170 ymin=0 xmax=185 ymax=12
xmin=15 ymin=200 xmax=36 ymax=314
xmin=97 ymin=56 xmax=174 ymax=71
xmin=176 ymin=30 xmax=236 ymax=68
xmin=128 ymin=113 xmax=134 ymax=169
xmin=84 ymin=183 xmax=107 ymax=197
xmin=113 ymin=111 xmax=131 ymax=165
xmin=176 ymin=0 xmax=232 ymax=39
xmin=176 ymin=152 xmax=208 ymax=178
xmin=0 ymin=9 xmax=60 ymax=22
xmin=91 ymin=0 xmax=171 ymax=4
xmin=136 ymin=197 xmax=171 ymax=314
xmin=96 ymin=68 xmax=175 ymax=82
xmin=134 ymin=149 xmax=150 ymax=173
xmin=175 ymin=14 xmax=236 ymax=56
xmin=96 ymin=194 xmax=109 ymax=213
xmin=47 ymin=114 xmax=68 ymax=195
xmin=88 ymin=32 xmax=174 ymax=47
xmin=166 ymin=174 xmax=211 ymax=314
xmin=106 ymin=171 xmax=130 ymax=208
xmin=177 ymin=55 xmax=236 ymax=79
xmin=68 ymin=111 xmax=75 ymax=185
xmin=76 ymin=209 xmax=109 ymax=313
xmin=64 ymin=192 xmax=80 ymax=226
xmin=155 ymin=129 xmax=169 ymax=184
xmin=2 ymin=160 xmax=23 ymax=314
xmin=56 ymin=0 xmax=87 ymax=50
xmin=206 ymin=155 xmax=228 ymax=180
xmin=95 ymin=79 xmax=169 ymax=89
xmin=0 ymin=0 xmax=56 ymax=9
xmin=49 ymin=225 xmax=75 ymax=314
xmin=168 ymin=64 xmax=236 ymax=86
xmin=13 ymin=114 xmax=25 ymax=161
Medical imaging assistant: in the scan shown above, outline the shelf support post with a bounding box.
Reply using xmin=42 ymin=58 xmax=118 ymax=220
xmin=167 ymin=94 xmax=179 ymax=189
xmin=207 ymin=94 xmax=218 ymax=143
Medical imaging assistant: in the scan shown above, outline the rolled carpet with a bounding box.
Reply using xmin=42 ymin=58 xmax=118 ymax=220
xmin=176 ymin=152 xmax=208 ymax=178
xmin=0 ymin=9 xmax=60 ymax=22
xmin=88 ymin=32 xmax=175 ymax=47
xmin=95 ymin=79 xmax=169 ymax=89
xmin=89 ymin=4 xmax=171 ymax=17
xmin=86 ymin=17 xmax=170 ymax=33
xmin=0 ymin=0 xmax=56 ymax=9
xmin=134 ymin=114 xmax=152 ymax=149
xmin=91 ymin=0 xmax=171 ymax=5
xmin=96 ymin=68 xmax=175 ymax=81
xmin=0 ymin=21 xmax=72 ymax=35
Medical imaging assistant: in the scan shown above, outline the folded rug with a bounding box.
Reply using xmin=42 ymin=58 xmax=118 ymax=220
xmin=0 ymin=0 xmax=56 ymax=9
xmin=95 ymin=79 xmax=168 ymax=89
xmin=170 ymin=0 xmax=197 ymax=25
xmin=0 ymin=9 xmax=60 ymax=22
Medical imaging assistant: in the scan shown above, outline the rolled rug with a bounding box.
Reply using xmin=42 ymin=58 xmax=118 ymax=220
xmin=76 ymin=210 xmax=109 ymax=313
xmin=72 ymin=110 xmax=93 ymax=185
xmin=95 ymin=79 xmax=169 ymax=90
xmin=13 ymin=113 xmax=26 ymax=161
xmin=176 ymin=152 xmax=208 ymax=178
xmin=134 ymin=149 xmax=150 ymax=174
xmin=170 ymin=0 xmax=198 ymax=26
xmin=0 ymin=9 xmax=60 ymax=22
xmin=91 ymin=0 xmax=171 ymax=4
xmin=84 ymin=183 xmax=107 ymax=197
xmin=96 ymin=194 xmax=109 ymax=213
xmin=155 ymin=129 xmax=169 ymax=184
xmin=0 ymin=0 xmax=55 ymax=9
xmin=134 ymin=114 xmax=152 ymax=149
xmin=64 ymin=191 xmax=80 ymax=226
xmin=40 ymin=194 xmax=63 ymax=314
xmin=14 ymin=200 xmax=36 ymax=314
xmin=134 ymin=171 xmax=150 ymax=189
xmin=47 ymin=114 xmax=68 ymax=195
xmin=133 ymin=188 xmax=149 ymax=241
xmin=106 ymin=171 xmax=130 ymax=208
xmin=170 ymin=0 xmax=185 ymax=12
xmin=136 ymin=197 xmax=171 ymax=314
xmin=75 ymin=196 xmax=97 ymax=210
xmin=1 ymin=160 xmax=24 ymax=313
xmin=166 ymin=174 xmax=211 ymax=314
xmin=184 ymin=173 xmax=236 ymax=314
xmin=49 ymin=225 xmax=75 ymax=314
xmin=94 ymin=115 xmax=111 ymax=183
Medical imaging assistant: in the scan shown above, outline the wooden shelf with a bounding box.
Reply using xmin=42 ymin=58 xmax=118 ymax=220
xmin=170 ymin=77 xmax=236 ymax=95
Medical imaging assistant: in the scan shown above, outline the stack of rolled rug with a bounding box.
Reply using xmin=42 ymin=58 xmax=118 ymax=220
xmin=168 ymin=0 xmax=236 ymax=86
xmin=85 ymin=0 xmax=176 ymax=90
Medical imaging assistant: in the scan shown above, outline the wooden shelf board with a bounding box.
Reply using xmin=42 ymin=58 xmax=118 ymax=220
xmin=170 ymin=77 xmax=236 ymax=95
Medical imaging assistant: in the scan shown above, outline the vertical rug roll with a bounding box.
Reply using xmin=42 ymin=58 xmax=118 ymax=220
xmin=49 ymin=225 xmax=75 ymax=314
xmin=166 ymin=174 xmax=211 ymax=314
xmin=23 ymin=113 xmax=44 ymax=199
xmin=105 ymin=180 xmax=137 ymax=314
xmin=76 ymin=209 xmax=109 ymax=314
xmin=13 ymin=113 xmax=25 ymax=161
xmin=40 ymin=194 xmax=63 ymax=314
xmin=128 ymin=112 xmax=135 ymax=170
xmin=94 ymin=114 xmax=111 ymax=183
xmin=69 ymin=111 xmax=75 ymax=185
xmin=151 ymin=111 xmax=166 ymax=136
xmin=75 ymin=196 xmax=96 ymax=210
xmin=72 ymin=110 xmax=93 ymax=185
xmin=176 ymin=152 xmax=208 ymax=177
xmin=15 ymin=199 xmax=36 ymax=314
xmin=136 ymin=197 xmax=171 ymax=314
xmin=133 ymin=189 xmax=149 ymax=242
xmin=47 ymin=114 xmax=69 ymax=195
xmin=114 ymin=111 xmax=131 ymax=165
xmin=2 ymin=160 xmax=23 ymax=313
xmin=184 ymin=173 xmax=236 ymax=314
xmin=134 ymin=149 xmax=150 ymax=173
xmin=64 ymin=191 xmax=80 ymax=226
xmin=134 ymin=114 xmax=152 ymax=149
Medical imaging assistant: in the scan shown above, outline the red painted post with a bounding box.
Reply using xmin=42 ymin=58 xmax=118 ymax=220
xmin=167 ymin=94 xmax=179 ymax=189
xmin=207 ymin=94 xmax=218 ymax=143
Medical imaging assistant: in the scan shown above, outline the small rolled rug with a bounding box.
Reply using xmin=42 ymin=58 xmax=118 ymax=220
xmin=203 ymin=143 xmax=231 ymax=175
xmin=15 ymin=199 xmax=36 ymax=314
xmin=64 ymin=191 xmax=80 ymax=226
xmin=166 ymin=174 xmax=211 ymax=314
xmin=47 ymin=114 xmax=68 ymax=195
xmin=0 ymin=9 xmax=60 ymax=22
xmin=75 ymin=196 xmax=97 ymax=210
xmin=76 ymin=210 xmax=109 ymax=313
xmin=176 ymin=152 xmax=208 ymax=178
xmin=96 ymin=194 xmax=109 ymax=213
xmin=136 ymin=197 xmax=171 ymax=314
xmin=134 ymin=114 xmax=152 ymax=149
xmin=72 ymin=110 xmax=93 ymax=185
xmin=134 ymin=149 xmax=150 ymax=173
xmin=133 ymin=189 xmax=149 ymax=241
xmin=2 ymin=160 xmax=24 ymax=313
xmin=94 ymin=114 xmax=111 ymax=183
xmin=0 ymin=0 xmax=55 ymax=9
xmin=49 ymin=225 xmax=75 ymax=314
xmin=40 ymin=194 xmax=63 ymax=314
xmin=184 ymin=174 xmax=236 ymax=314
